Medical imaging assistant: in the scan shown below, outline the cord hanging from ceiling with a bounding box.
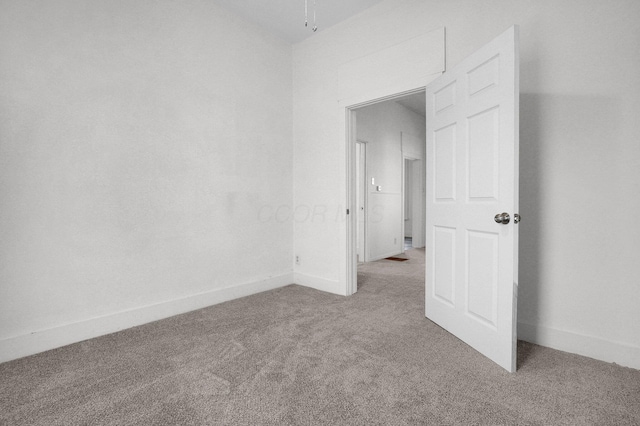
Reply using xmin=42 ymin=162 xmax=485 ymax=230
xmin=305 ymin=0 xmax=318 ymax=32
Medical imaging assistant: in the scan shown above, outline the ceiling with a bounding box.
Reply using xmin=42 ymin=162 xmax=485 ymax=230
xmin=396 ymin=92 xmax=426 ymax=117
xmin=213 ymin=0 xmax=426 ymax=115
xmin=214 ymin=0 xmax=386 ymax=43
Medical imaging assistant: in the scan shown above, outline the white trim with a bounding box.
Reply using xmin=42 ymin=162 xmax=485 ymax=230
xmin=0 ymin=273 xmax=294 ymax=363
xmin=345 ymin=109 xmax=358 ymax=296
xmin=341 ymin=87 xmax=432 ymax=117
xmin=294 ymin=272 xmax=344 ymax=296
xmin=356 ymin=140 xmax=369 ymax=264
xmin=402 ymin=156 xmax=412 ymax=250
xmin=518 ymin=322 xmax=640 ymax=370
xmin=368 ymin=250 xmax=407 ymax=262
xmin=401 ymin=156 xmax=406 ymax=252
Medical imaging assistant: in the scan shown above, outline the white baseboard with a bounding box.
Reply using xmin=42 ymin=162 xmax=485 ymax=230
xmin=294 ymin=272 xmax=345 ymax=296
xmin=518 ymin=322 xmax=640 ymax=370
xmin=368 ymin=249 xmax=404 ymax=263
xmin=0 ymin=273 xmax=294 ymax=364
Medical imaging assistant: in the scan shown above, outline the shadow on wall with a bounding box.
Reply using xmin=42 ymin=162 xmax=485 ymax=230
xmin=518 ymin=92 xmax=621 ymax=337
xmin=518 ymin=93 xmax=544 ymax=333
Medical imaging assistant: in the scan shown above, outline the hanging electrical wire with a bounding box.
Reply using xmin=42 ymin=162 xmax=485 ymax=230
xmin=304 ymin=0 xmax=317 ymax=32
xmin=312 ymin=0 xmax=317 ymax=32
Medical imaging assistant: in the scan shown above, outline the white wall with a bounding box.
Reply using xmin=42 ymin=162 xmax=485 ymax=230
xmin=292 ymin=8 xmax=444 ymax=295
xmin=2 ymin=0 xmax=638 ymax=371
xmin=293 ymin=0 xmax=640 ymax=369
xmin=356 ymin=100 xmax=425 ymax=260
xmin=0 ymin=0 xmax=293 ymax=362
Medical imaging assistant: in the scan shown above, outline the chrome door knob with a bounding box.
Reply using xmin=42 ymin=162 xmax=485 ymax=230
xmin=494 ymin=212 xmax=510 ymax=224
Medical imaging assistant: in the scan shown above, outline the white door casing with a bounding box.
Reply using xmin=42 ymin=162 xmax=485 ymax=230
xmin=425 ymin=26 xmax=520 ymax=372
xmin=412 ymin=158 xmax=425 ymax=248
xmin=404 ymin=159 xmax=413 ymax=240
xmin=356 ymin=141 xmax=367 ymax=262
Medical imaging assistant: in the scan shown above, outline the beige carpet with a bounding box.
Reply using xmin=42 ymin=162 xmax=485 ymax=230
xmin=1 ymin=249 xmax=639 ymax=425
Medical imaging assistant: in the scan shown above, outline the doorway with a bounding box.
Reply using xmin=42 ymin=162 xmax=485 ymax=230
xmin=344 ymin=25 xmax=519 ymax=373
xmin=350 ymin=91 xmax=426 ymax=290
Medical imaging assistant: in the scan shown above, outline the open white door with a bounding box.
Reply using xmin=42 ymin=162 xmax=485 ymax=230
xmin=425 ymin=26 xmax=519 ymax=372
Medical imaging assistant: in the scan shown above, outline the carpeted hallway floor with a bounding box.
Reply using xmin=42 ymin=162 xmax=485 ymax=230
xmin=1 ymin=249 xmax=639 ymax=425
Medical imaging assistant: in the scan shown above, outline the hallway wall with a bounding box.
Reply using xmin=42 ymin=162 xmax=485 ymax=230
xmin=356 ymin=100 xmax=425 ymax=261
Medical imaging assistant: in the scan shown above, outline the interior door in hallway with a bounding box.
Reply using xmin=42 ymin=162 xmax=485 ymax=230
xmin=425 ymin=26 xmax=520 ymax=372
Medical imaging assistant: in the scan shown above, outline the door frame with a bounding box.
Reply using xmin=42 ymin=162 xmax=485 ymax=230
xmin=402 ymin=155 xmax=423 ymax=251
xmin=345 ymin=87 xmax=428 ymax=295
xmin=356 ymin=140 xmax=368 ymax=263
xmin=402 ymin=157 xmax=412 ymax=251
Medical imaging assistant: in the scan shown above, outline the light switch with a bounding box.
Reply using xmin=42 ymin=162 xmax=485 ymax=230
xmin=371 ymin=178 xmax=375 ymax=185
xmin=377 ymin=186 xmax=382 ymax=191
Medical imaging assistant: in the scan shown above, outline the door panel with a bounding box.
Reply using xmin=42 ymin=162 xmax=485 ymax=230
xmin=434 ymin=125 xmax=457 ymax=201
xmin=433 ymin=226 xmax=456 ymax=307
xmin=466 ymin=230 xmax=499 ymax=328
xmin=425 ymin=26 xmax=519 ymax=372
xmin=468 ymin=107 xmax=499 ymax=199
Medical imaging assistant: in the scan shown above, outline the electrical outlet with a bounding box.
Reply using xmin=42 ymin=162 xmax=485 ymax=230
xmin=295 ymin=255 xmax=300 ymax=265
xmin=394 ymin=238 xmax=397 ymax=244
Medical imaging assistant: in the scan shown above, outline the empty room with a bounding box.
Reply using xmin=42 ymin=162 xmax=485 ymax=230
xmin=1 ymin=0 xmax=639 ymax=424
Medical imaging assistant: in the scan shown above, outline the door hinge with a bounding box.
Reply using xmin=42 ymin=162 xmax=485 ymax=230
xmin=346 ymin=209 xmax=350 ymax=215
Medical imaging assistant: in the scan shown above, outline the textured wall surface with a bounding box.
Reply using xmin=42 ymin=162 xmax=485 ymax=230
xmin=0 ymin=0 xmax=293 ymax=360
